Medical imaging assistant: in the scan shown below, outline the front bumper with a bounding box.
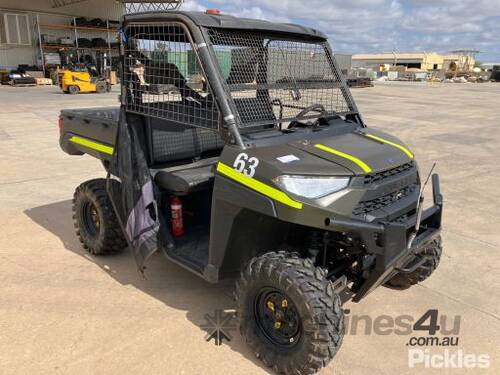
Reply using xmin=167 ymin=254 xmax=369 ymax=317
xmin=327 ymin=174 xmax=443 ymax=302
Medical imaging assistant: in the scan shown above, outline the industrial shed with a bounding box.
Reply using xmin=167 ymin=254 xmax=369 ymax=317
xmin=352 ymin=52 xmax=475 ymax=72
xmin=0 ymin=0 xmax=123 ymax=72
xmin=333 ymin=53 xmax=352 ymax=76
xmin=0 ymin=2 xmax=354 ymax=82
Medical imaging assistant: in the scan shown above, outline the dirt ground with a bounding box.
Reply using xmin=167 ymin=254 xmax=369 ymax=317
xmin=0 ymin=82 xmax=498 ymax=374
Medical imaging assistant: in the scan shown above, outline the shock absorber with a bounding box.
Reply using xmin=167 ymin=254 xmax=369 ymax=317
xmin=306 ymin=230 xmax=323 ymax=262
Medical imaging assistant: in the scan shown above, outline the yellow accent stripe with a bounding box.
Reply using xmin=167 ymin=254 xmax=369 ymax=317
xmin=69 ymin=136 xmax=114 ymax=155
xmin=216 ymin=162 xmax=303 ymax=209
xmin=364 ymin=133 xmax=414 ymax=159
xmin=314 ymin=144 xmax=372 ymax=173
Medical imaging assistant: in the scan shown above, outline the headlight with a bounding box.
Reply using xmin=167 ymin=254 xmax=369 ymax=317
xmin=274 ymin=175 xmax=350 ymax=199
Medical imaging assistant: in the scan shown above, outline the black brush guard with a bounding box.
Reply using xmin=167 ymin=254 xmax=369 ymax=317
xmin=326 ymin=174 xmax=443 ymax=302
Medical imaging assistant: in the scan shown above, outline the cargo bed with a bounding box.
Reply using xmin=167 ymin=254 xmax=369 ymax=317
xmin=59 ymin=107 xmax=119 ymax=161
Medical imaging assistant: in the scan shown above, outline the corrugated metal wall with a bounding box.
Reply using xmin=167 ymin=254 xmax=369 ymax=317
xmin=0 ymin=0 xmax=123 ymax=69
xmin=0 ymin=0 xmax=122 ymax=19
xmin=0 ymin=10 xmax=37 ymax=69
xmin=333 ymin=54 xmax=352 ymax=76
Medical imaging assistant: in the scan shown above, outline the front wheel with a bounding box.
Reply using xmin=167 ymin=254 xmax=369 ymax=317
xmin=235 ymin=252 xmax=344 ymax=374
xmin=67 ymin=85 xmax=80 ymax=94
xmin=385 ymin=236 xmax=442 ymax=290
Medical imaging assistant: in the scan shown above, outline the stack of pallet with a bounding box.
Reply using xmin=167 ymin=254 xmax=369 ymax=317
xmin=36 ymin=78 xmax=53 ymax=85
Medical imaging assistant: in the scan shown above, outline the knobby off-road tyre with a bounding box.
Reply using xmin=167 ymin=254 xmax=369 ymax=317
xmin=385 ymin=236 xmax=442 ymax=290
xmin=72 ymin=178 xmax=127 ymax=255
xmin=235 ymin=251 xmax=344 ymax=375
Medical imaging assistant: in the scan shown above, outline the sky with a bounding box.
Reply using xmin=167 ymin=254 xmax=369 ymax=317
xmin=182 ymin=0 xmax=500 ymax=62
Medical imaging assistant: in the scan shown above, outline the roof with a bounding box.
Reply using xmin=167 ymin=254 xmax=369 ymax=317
xmin=441 ymin=55 xmax=462 ymax=60
xmin=352 ymin=52 xmax=475 ymax=63
xmin=123 ymin=11 xmax=327 ymax=40
xmin=352 ymin=52 xmax=441 ymax=61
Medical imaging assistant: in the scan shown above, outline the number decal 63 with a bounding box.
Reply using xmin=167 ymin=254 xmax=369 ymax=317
xmin=233 ymin=153 xmax=259 ymax=177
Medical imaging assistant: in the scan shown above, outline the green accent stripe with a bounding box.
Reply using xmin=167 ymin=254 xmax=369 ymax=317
xmin=364 ymin=133 xmax=414 ymax=159
xmin=69 ymin=136 xmax=114 ymax=155
xmin=314 ymin=144 xmax=372 ymax=173
xmin=216 ymin=162 xmax=303 ymax=209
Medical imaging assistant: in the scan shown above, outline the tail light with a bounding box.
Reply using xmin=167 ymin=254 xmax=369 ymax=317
xmin=206 ymin=9 xmax=221 ymax=15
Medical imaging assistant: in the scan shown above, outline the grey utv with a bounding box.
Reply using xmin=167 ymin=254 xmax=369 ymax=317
xmin=60 ymin=10 xmax=443 ymax=374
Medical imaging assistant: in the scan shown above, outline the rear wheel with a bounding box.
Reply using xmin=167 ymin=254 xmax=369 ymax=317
xmin=68 ymin=85 xmax=80 ymax=94
xmin=236 ymin=251 xmax=344 ymax=374
xmin=385 ymin=236 xmax=442 ymax=290
xmin=72 ymin=178 xmax=127 ymax=255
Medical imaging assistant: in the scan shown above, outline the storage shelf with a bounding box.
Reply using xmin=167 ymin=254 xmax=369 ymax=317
xmin=42 ymin=44 xmax=118 ymax=52
xmin=36 ymin=16 xmax=119 ymax=72
xmin=39 ymin=23 xmax=118 ymax=32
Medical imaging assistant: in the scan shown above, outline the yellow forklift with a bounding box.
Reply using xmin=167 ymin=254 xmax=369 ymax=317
xmin=59 ymin=64 xmax=111 ymax=94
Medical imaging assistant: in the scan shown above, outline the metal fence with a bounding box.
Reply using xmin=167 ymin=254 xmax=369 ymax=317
xmin=124 ymin=22 xmax=220 ymax=129
xmin=208 ymin=28 xmax=354 ymax=128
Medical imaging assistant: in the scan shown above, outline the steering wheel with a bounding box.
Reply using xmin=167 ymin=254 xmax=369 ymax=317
xmin=296 ymin=104 xmax=326 ymax=119
xmin=288 ymin=104 xmax=327 ymax=129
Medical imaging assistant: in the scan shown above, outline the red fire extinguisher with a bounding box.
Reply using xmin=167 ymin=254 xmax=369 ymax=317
xmin=170 ymin=196 xmax=184 ymax=237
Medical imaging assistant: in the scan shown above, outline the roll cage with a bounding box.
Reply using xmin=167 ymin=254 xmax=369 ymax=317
xmin=121 ymin=11 xmax=362 ymax=147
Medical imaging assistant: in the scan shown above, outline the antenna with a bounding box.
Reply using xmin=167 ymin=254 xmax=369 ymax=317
xmin=119 ymin=0 xmax=184 ymax=13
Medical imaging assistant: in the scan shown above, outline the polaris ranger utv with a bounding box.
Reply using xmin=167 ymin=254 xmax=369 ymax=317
xmin=59 ymin=8 xmax=443 ymax=374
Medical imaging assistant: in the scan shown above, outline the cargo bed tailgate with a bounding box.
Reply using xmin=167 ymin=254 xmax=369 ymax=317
xmin=59 ymin=107 xmax=119 ymax=159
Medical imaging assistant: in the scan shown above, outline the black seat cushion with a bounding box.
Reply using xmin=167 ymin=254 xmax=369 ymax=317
xmin=149 ymin=118 xmax=224 ymax=165
xmin=153 ymin=160 xmax=217 ymax=195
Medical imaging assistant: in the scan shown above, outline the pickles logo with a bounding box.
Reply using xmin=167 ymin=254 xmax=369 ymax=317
xmin=409 ymin=349 xmax=490 ymax=369
xmin=200 ymin=309 xmax=237 ymax=346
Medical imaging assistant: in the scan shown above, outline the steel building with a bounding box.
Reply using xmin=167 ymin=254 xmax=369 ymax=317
xmin=352 ymin=52 xmax=475 ymax=71
xmin=333 ymin=53 xmax=352 ymax=76
xmin=0 ymin=0 xmax=123 ymax=71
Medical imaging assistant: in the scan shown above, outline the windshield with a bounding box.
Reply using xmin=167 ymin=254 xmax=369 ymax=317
xmin=208 ymin=28 xmax=356 ymax=128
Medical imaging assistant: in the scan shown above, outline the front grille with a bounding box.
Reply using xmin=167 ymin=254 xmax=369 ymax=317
xmin=392 ymin=210 xmax=416 ymax=224
xmin=353 ymin=184 xmax=418 ymax=216
xmin=364 ymin=161 xmax=415 ymax=185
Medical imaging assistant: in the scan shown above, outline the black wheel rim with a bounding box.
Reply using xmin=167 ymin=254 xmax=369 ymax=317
xmin=254 ymin=288 xmax=301 ymax=348
xmin=81 ymin=200 xmax=100 ymax=238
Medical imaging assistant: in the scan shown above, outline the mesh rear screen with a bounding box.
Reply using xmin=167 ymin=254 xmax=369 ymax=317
xmin=124 ymin=23 xmax=220 ymax=129
xmin=208 ymin=28 xmax=355 ymax=128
